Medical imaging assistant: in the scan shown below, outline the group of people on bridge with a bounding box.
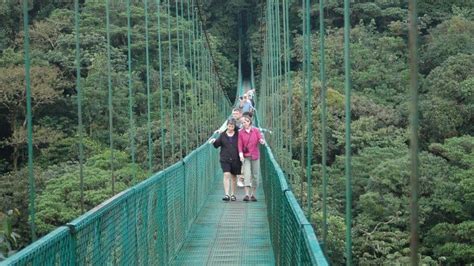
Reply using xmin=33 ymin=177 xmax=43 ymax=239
xmin=209 ymin=89 xmax=266 ymax=202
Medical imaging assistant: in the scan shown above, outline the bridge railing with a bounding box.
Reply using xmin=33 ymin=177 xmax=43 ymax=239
xmin=3 ymin=144 xmax=220 ymax=266
xmin=261 ymin=145 xmax=328 ymax=266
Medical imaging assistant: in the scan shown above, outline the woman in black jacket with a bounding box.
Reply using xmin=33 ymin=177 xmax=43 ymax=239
xmin=209 ymin=118 xmax=241 ymax=201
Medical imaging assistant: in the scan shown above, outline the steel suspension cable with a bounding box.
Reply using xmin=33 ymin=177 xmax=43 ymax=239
xmin=275 ymin=0 xmax=283 ymax=151
xmin=283 ymin=0 xmax=293 ymax=184
xmin=201 ymin=24 xmax=206 ymax=138
xmin=167 ymin=0 xmax=175 ymax=158
xmin=408 ymin=0 xmax=420 ymax=264
xmin=260 ymin=4 xmax=268 ymax=125
xmin=196 ymin=23 xmax=203 ymax=142
xmin=202 ymin=44 xmax=207 ymax=134
xmin=303 ymin=0 xmax=314 ymax=219
xmin=281 ymin=0 xmax=289 ymax=172
xmin=126 ymin=0 xmax=136 ymax=183
xmin=23 ymin=0 xmax=36 ymax=241
xmin=238 ymin=16 xmax=243 ymax=97
xmin=74 ymin=0 xmax=85 ymax=213
xmin=175 ymin=0 xmax=183 ymax=159
xmin=206 ymin=49 xmax=212 ymax=133
xmin=268 ymin=0 xmax=275 ymax=147
xmin=195 ymin=21 xmax=200 ymax=141
xmin=299 ymin=0 xmax=306 ymax=204
xmin=270 ymin=0 xmax=276 ymax=147
xmin=263 ymin=41 xmax=268 ymax=129
xmin=180 ymin=0 xmax=189 ymax=155
xmin=203 ymin=41 xmax=208 ymax=134
xmin=156 ymin=0 xmax=166 ymax=168
xmin=250 ymin=49 xmax=255 ymax=90
xmin=105 ymin=0 xmax=115 ymax=195
xmin=205 ymin=26 xmax=212 ymax=132
xmin=319 ymin=0 xmax=328 ymax=254
xmin=343 ymin=0 xmax=353 ymax=264
xmin=205 ymin=49 xmax=210 ymax=132
xmin=144 ymin=0 xmax=153 ymax=172
xmin=276 ymin=0 xmax=281 ymax=148
xmin=186 ymin=0 xmax=193 ymax=145
xmin=191 ymin=0 xmax=199 ymax=146
xmin=259 ymin=38 xmax=267 ymax=128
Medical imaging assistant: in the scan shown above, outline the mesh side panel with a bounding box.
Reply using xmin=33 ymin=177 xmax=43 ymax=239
xmin=4 ymin=143 xmax=221 ymax=265
xmin=68 ymin=188 xmax=136 ymax=265
xmin=261 ymin=145 xmax=286 ymax=265
xmin=166 ymin=162 xmax=186 ymax=257
xmin=134 ymin=171 xmax=168 ymax=265
xmin=184 ymin=149 xmax=198 ymax=231
xmin=2 ymin=227 xmax=72 ymax=266
xmin=281 ymin=191 xmax=301 ymax=264
xmin=261 ymin=146 xmax=328 ymax=266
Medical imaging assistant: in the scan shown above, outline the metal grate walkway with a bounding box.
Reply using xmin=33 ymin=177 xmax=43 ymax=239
xmin=171 ymin=180 xmax=275 ymax=265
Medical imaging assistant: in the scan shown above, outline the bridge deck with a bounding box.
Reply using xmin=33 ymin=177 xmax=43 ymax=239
xmin=171 ymin=180 xmax=275 ymax=265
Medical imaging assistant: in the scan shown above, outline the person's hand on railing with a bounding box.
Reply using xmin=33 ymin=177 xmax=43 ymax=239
xmin=208 ymin=138 xmax=216 ymax=144
xmin=259 ymin=138 xmax=266 ymax=145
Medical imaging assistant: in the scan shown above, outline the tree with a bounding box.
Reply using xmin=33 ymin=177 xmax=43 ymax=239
xmin=0 ymin=1 xmax=21 ymax=50
xmin=420 ymin=54 xmax=474 ymax=143
xmin=420 ymin=15 xmax=474 ymax=74
xmin=0 ymin=66 xmax=61 ymax=170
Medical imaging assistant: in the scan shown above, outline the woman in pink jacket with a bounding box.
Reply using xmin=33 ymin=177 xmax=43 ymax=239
xmin=238 ymin=115 xmax=266 ymax=201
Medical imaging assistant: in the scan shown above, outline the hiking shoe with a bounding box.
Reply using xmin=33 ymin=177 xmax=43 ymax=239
xmin=230 ymin=195 xmax=236 ymax=201
xmin=250 ymin=195 xmax=257 ymax=202
xmin=243 ymin=195 xmax=250 ymax=202
xmin=222 ymin=195 xmax=230 ymax=201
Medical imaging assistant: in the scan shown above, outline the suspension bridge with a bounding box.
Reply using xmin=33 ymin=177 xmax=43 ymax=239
xmin=2 ymin=0 xmax=424 ymax=265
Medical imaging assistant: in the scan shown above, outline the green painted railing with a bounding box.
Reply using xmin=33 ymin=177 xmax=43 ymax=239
xmin=3 ymin=144 xmax=220 ymax=266
xmin=261 ymin=145 xmax=328 ymax=266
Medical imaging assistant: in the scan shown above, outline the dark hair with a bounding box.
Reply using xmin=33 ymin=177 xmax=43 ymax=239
xmin=227 ymin=118 xmax=237 ymax=126
xmin=242 ymin=111 xmax=253 ymax=118
xmin=242 ymin=115 xmax=252 ymax=125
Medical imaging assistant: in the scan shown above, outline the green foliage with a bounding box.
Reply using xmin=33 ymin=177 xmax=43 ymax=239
xmin=312 ymin=212 xmax=345 ymax=265
xmin=306 ymin=22 xmax=409 ymax=108
xmin=37 ymin=136 xmax=104 ymax=167
xmin=36 ymin=149 xmax=146 ymax=235
xmin=0 ymin=167 xmax=49 ymax=247
xmin=321 ymin=133 xmax=472 ymax=263
xmin=0 ymin=48 xmax=22 ymax=67
xmin=425 ymin=221 xmax=474 ymax=264
xmin=420 ymin=16 xmax=474 ymax=74
xmin=425 ymin=136 xmax=474 ymax=228
xmin=0 ymin=1 xmax=21 ymax=50
xmin=0 ymin=209 xmax=21 ymax=261
xmin=420 ymin=54 xmax=474 ymax=143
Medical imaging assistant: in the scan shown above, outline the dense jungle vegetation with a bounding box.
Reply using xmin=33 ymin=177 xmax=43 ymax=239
xmin=1 ymin=0 xmax=473 ymax=264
